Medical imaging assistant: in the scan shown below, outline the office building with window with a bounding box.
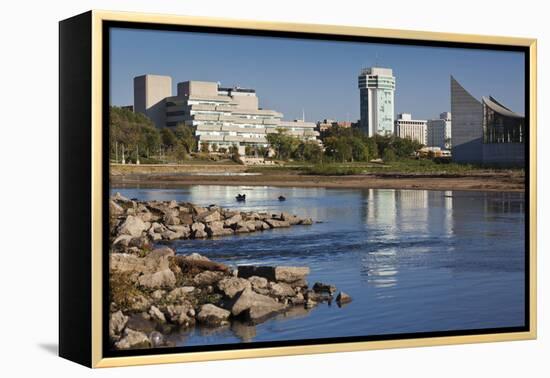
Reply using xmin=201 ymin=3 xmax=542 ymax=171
xmin=134 ymin=75 xmax=319 ymax=154
xmin=451 ymin=76 xmax=524 ymax=166
xmin=394 ymin=113 xmax=427 ymax=145
xmin=358 ymin=67 xmax=396 ymax=136
xmin=427 ymin=112 xmax=452 ymax=149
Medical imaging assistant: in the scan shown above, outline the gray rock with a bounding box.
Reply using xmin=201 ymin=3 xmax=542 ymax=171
xmin=118 ymin=215 xmax=148 ymax=237
xmin=151 ymin=290 xmax=166 ymax=301
xmin=138 ymin=269 xmax=176 ymax=289
xmin=149 ymin=331 xmax=165 ymax=347
xmin=193 ymin=270 xmax=225 ymax=286
xmin=194 ymin=229 xmax=208 ymax=238
xmin=148 ymin=305 xmax=166 ymax=323
xmin=238 ymin=266 xmax=310 ymax=283
xmin=217 ymin=277 xmax=251 ymax=298
xmin=300 ymin=218 xmax=314 ymax=225
xmin=248 ymin=276 xmax=268 ymax=291
xmin=114 ymin=328 xmax=151 ymax=350
xmin=336 ymin=291 xmax=352 ymax=306
xmin=113 ymin=234 xmax=134 ymax=247
xmin=205 ymin=221 xmax=234 ymax=237
xmin=164 ymin=212 xmax=181 ymax=225
xmin=112 ymin=192 xmax=131 ymax=203
xmin=197 ymin=210 xmax=222 ymax=223
xmin=109 ymin=310 xmax=128 ymax=340
xmin=166 ymin=287 xmax=191 ymax=303
xmin=264 ymin=219 xmax=291 ymax=228
xmin=165 ymin=304 xmax=195 ymax=327
xmin=110 ymin=200 xmax=124 ymax=216
xmin=254 ymin=221 xmax=270 ymax=231
xmin=269 ymin=282 xmax=296 ymax=298
xmin=197 ymin=304 xmax=231 ymax=326
xmin=229 ymin=288 xmax=284 ymax=317
xmin=191 ymin=222 xmax=205 ymax=233
xmin=224 ymin=213 xmax=242 ymax=227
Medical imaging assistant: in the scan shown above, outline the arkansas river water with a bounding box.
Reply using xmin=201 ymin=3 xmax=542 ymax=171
xmin=111 ymin=185 xmax=526 ymax=346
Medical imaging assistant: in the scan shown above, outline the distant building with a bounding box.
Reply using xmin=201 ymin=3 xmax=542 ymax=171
xmin=427 ymin=112 xmax=452 ymax=149
xmin=316 ymin=119 xmax=352 ymax=133
xmin=451 ymin=76 xmax=524 ymax=166
xmin=133 ymin=74 xmax=172 ymax=130
xmin=358 ymin=67 xmax=396 ymax=136
xmin=394 ymin=113 xmax=427 ymax=145
xmin=121 ymin=105 xmax=134 ymax=112
xmin=133 ymin=75 xmax=319 ymax=154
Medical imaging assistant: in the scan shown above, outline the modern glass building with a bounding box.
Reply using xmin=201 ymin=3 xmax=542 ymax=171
xmin=358 ymin=67 xmax=396 ymax=136
xmin=451 ymin=76 xmax=524 ymax=166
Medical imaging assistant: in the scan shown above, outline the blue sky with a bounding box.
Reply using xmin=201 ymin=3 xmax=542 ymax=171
xmin=110 ymin=28 xmax=525 ymax=122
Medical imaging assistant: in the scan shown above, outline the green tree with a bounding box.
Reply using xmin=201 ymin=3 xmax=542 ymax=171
xmin=200 ymin=141 xmax=210 ymax=153
xmin=174 ymin=123 xmax=196 ymax=153
xmin=382 ymin=148 xmax=397 ymax=162
xmin=266 ymin=128 xmax=299 ymax=160
xmin=160 ymin=127 xmax=177 ymax=149
xmin=349 ymin=137 xmax=369 ymax=161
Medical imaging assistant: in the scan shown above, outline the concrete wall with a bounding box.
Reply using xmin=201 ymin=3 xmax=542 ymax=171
xmin=134 ymin=75 xmax=172 ymax=128
xmin=451 ymin=76 xmax=483 ymax=163
xmin=177 ymin=81 xmax=218 ymax=97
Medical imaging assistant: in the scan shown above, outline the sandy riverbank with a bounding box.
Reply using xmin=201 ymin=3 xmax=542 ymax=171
xmin=110 ymin=167 xmax=524 ymax=192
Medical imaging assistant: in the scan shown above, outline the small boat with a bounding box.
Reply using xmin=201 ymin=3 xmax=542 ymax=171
xmin=236 ymin=194 xmax=246 ymax=202
xmin=278 ymin=195 xmax=286 ymax=201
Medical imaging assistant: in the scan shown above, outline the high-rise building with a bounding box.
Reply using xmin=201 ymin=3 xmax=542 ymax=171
xmin=133 ymin=74 xmax=172 ymax=129
xmin=451 ymin=76 xmax=524 ymax=166
xmin=134 ymin=76 xmax=320 ymax=155
xmin=394 ymin=113 xmax=427 ymax=145
xmin=427 ymin=112 xmax=452 ymax=149
xmin=358 ymin=67 xmax=396 ymax=136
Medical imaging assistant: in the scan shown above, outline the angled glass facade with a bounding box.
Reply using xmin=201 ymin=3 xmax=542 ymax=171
xmin=482 ymin=96 xmax=525 ymax=144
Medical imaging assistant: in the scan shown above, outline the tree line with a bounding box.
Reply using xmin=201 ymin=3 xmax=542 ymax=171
xmin=110 ymin=106 xmax=423 ymax=164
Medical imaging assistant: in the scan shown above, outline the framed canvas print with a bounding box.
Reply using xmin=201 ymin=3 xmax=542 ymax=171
xmin=59 ymin=10 xmax=537 ymax=368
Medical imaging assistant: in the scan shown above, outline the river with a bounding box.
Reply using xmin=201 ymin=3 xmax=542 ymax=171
xmin=111 ymin=185 xmax=526 ymax=346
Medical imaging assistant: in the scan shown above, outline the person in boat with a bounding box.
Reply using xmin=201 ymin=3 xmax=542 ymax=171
xmin=278 ymin=195 xmax=286 ymax=201
xmin=236 ymin=194 xmax=246 ymax=201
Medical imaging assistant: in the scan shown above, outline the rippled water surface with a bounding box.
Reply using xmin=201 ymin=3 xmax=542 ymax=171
xmin=112 ymin=185 xmax=526 ymax=346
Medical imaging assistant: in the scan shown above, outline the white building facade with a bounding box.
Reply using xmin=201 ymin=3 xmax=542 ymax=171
xmin=358 ymin=67 xmax=396 ymax=136
xmin=134 ymin=76 xmax=319 ymax=155
xmin=427 ymin=112 xmax=452 ymax=149
xmin=394 ymin=113 xmax=428 ymax=145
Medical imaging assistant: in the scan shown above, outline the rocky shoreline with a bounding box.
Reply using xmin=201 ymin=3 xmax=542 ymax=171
xmin=109 ymin=194 xmax=351 ymax=350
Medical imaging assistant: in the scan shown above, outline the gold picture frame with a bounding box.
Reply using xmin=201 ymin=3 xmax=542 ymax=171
xmin=59 ymin=9 xmax=537 ymax=368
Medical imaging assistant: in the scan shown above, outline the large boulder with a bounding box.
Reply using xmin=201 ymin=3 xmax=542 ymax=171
xmin=224 ymin=213 xmax=242 ymax=227
xmin=217 ymin=277 xmax=251 ymax=299
xmin=269 ymin=282 xmax=296 ymax=298
xmin=109 ymin=310 xmax=128 ymax=340
xmin=138 ymin=269 xmax=176 ymax=289
xmin=114 ymin=328 xmax=151 ymax=350
xmin=205 ymin=221 xmax=234 ymax=237
xmin=228 ymin=288 xmax=284 ymax=320
xmin=148 ymin=305 xmax=166 ymax=323
xmin=118 ymin=215 xmax=148 ymax=237
xmin=193 ymin=270 xmax=225 ymax=286
xmin=247 ymin=276 xmax=268 ymax=291
xmin=197 ymin=304 xmax=231 ymax=326
xmin=264 ymin=218 xmax=290 ymax=229
xmin=196 ymin=210 xmax=222 ymax=223
xmin=237 ymin=266 xmax=310 ymax=283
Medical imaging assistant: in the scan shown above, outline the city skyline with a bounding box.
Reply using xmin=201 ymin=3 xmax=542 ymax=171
xmin=110 ymin=27 xmax=525 ymax=122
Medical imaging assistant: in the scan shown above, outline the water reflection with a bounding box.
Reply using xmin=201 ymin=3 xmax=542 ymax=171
xmin=111 ymin=185 xmax=526 ymax=344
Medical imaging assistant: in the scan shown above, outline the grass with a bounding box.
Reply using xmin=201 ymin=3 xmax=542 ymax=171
xmin=246 ymin=159 xmax=524 ymax=176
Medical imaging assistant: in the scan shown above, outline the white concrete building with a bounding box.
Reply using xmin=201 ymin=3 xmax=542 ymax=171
xmin=358 ymin=67 xmax=396 ymax=136
xmin=427 ymin=112 xmax=452 ymax=149
xmin=134 ymin=75 xmax=320 ymax=155
xmin=394 ymin=113 xmax=427 ymax=145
